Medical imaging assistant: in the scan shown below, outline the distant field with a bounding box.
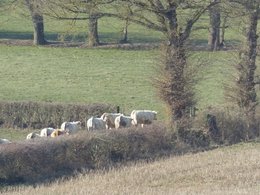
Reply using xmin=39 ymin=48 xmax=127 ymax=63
xmin=0 ymin=2 xmax=260 ymax=142
xmin=0 ymin=4 xmax=164 ymax=43
xmin=2 ymin=142 xmax=260 ymax=194
xmin=1 ymin=4 xmax=260 ymax=194
xmin=0 ymin=45 xmax=242 ymax=114
xmin=0 ymin=45 xmax=239 ymax=141
xmin=0 ymin=44 xmax=259 ymax=142
xmin=0 ymin=1 xmax=246 ymax=44
xmin=0 ymin=45 xmax=162 ymax=113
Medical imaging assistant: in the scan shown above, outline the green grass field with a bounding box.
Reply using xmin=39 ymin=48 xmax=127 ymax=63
xmin=0 ymin=45 xmax=242 ymax=141
xmin=0 ymin=45 xmax=161 ymax=112
xmin=0 ymin=4 xmax=259 ymax=141
xmin=1 ymin=3 xmax=260 ymax=194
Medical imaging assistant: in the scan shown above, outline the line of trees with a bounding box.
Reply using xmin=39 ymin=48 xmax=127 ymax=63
xmin=1 ymin=0 xmax=259 ymax=140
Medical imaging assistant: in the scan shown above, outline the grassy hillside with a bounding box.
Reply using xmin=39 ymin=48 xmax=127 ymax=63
xmin=0 ymin=2 xmax=259 ymax=141
xmin=0 ymin=4 xmax=260 ymax=194
xmin=0 ymin=45 xmax=242 ymax=116
xmin=0 ymin=45 xmax=162 ymax=113
xmin=2 ymin=142 xmax=260 ymax=194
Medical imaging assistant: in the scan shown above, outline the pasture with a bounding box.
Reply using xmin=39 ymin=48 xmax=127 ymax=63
xmin=2 ymin=141 xmax=260 ymax=194
xmin=1 ymin=2 xmax=260 ymax=194
xmin=0 ymin=45 xmax=243 ymax=141
xmin=0 ymin=45 xmax=160 ymax=111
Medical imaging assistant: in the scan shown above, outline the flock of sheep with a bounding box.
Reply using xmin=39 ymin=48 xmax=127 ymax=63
xmin=0 ymin=110 xmax=158 ymax=144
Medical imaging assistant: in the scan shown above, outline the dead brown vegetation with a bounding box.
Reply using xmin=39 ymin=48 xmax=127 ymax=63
xmin=0 ymin=101 xmax=116 ymax=129
xmin=0 ymin=124 xmax=206 ymax=185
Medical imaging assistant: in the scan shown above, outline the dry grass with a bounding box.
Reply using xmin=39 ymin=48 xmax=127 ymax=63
xmin=2 ymin=142 xmax=260 ymax=195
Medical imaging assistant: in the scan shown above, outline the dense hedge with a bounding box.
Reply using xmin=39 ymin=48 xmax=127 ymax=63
xmin=0 ymin=124 xmax=196 ymax=185
xmin=0 ymin=101 xmax=117 ymax=129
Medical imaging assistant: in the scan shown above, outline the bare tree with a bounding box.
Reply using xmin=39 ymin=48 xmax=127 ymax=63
xmin=119 ymin=18 xmax=130 ymax=43
xmin=25 ymin=0 xmax=46 ymax=45
xmin=220 ymin=14 xmax=228 ymax=47
xmin=88 ymin=11 xmax=100 ymax=46
xmin=41 ymin=0 xmax=219 ymax=127
xmin=208 ymin=3 xmax=221 ymax=51
xmin=226 ymin=0 xmax=259 ymax=139
xmin=42 ymin=0 xmax=116 ymax=47
xmin=110 ymin=1 xmax=219 ymax=128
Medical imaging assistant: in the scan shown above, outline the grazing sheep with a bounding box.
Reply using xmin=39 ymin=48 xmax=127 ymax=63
xmin=60 ymin=121 xmax=81 ymax=134
xmin=26 ymin=132 xmax=41 ymax=140
xmin=101 ymin=113 xmax=123 ymax=129
xmin=0 ymin=138 xmax=11 ymax=144
xmin=87 ymin=117 xmax=106 ymax=131
xmin=50 ymin=129 xmax=68 ymax=138
xmin=114 ymin=115 xmax=133 ymax=129
xmin=40 ymin=127 xmax=55 ymax=137
xmin=130 ymin=110 xmax=157 ymax=127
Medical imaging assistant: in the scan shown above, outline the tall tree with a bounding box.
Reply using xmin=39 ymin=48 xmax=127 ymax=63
xmin=25 ymin=0 xmax=46 ymax=45
xmin=208 ymin=3 xmax=221 ymax=51
xmin=42 ymin=0 xmax=218 ymax=127
xmin=42 ymin=0 xmax=115 ymax=47
xmin=111 ymin=0 xmax=219 ymax=127
xmin=226 ymin=0 xmax=259 ymax=139
xmin=88 ymin=11 xmax=100 ymax=46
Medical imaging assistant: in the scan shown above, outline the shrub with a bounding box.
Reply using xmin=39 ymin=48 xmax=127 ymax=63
xmin=177 ymin=128 xmax=210 ymax=148
xmin=193 ymin=106 xmax=260 ymax=145
xmin=0 ymin=124 xmax=187 ymax=185
xmin=0 ymin=101 xmax=116 ymax=129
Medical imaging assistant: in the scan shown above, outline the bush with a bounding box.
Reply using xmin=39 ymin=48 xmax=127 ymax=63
xmin=177 ymin=128 xmax=210 ymax=148
xmin=0 ymin=101 xmax=116 ymax=129
xmin=193 ymin=106 xmax=260 ymax=145
xmin=0 ymin=124 xmax=188 ymax=185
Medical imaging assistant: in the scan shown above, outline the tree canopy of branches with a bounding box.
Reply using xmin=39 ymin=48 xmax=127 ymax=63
xmin=108 ymin=1 xmax=220 ymax=128
xmin=41 ymin=0 xmax=118 ymax=46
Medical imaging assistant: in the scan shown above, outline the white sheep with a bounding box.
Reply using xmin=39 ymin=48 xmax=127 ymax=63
xmin=87 ymin=117 xmax=106 ymax=131
xmin=114 ymin=115 xmax=133 ymax=129
xmin=26 ymin=132 xmax=41 ymax=140
xmin=60 ymin=121 xmax=81 ymax=134
xmin=101 ymin=113 xmax=123 ymax=129
xmin=130 ymin=110 xmax=157 ymax=127
xmin=40 ymin=127 xmax=55 ymax=137
xmin=0 ymin=138 xmax=11 ymax=144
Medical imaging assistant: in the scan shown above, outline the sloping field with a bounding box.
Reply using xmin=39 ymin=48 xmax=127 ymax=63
xmin=2 ymin=142 xmax=260 ymax=195
xmin=0 ymin=45 xmax=161 ymax=114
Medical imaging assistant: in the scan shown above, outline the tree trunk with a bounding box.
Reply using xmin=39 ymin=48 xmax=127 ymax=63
xmin=88 ymin=13 xmax=100 ymax=47
xmin=25 ymin=0 xmax=46 ymax=45
xmin=156 ymin=7 xmax=195 ymax=128
xmin=32 ymin=14 xmax=45 ymax=45
xmin=208 ymin=6 xmax=220 ymax=51
xmin=119 ymin=19 xmax=129 ymax=44
xmin=220 ymin=16 xmax=227 ymax=48
xmin=165 ymin=45 xmax=189 ymax=121
xmin=235 ymin=6 xmax=258 ymax=139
